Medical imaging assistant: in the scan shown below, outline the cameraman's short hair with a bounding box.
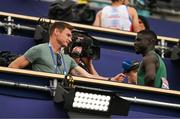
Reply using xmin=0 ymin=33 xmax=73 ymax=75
xmin=49 ymin=22 xmax=74 ymax=36
xmin=111 ymin=0 xmax=120 ymax=2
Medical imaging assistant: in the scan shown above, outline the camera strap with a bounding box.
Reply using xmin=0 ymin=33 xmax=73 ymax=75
xmin=48 ymin=43 xmax=67 ymax=75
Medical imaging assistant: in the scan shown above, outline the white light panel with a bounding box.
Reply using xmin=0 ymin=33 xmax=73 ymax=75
xmin=72 ymin=91 xmax=111 ymax=112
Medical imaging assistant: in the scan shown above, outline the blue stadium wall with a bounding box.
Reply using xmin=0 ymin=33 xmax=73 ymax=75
xmin=0 ymin=1 xmax=180 ymax=118
xmin=0 ymin=0 xmax=180 ymax=91
xmin=0 ymin=0 xmax=180 ymax=38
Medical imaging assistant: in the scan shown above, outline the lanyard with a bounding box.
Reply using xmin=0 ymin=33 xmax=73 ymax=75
xmin=48 ymin=43 xmax=67 ymax=75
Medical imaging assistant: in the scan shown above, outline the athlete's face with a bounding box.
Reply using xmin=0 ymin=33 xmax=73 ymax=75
xmin=134 ymin=34 xmax=149 ymax=54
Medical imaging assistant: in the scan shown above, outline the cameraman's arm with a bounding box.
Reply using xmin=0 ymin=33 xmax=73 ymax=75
xmin=8 ymin=56 xmax=30 ymax=69
xmin=81 ymin=58 xmax=99 ymax=76
xmin=70 ymin=66 xmax=107 ymax=80
xmin=70 ymin=66 xmax=125 ymax=82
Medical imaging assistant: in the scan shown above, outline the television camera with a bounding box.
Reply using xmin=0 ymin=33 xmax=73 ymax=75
xmin=64 ymin=30 xmax=100 ymax=60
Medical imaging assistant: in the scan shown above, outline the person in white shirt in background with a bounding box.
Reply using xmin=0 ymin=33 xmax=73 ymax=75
xmin=93 ymin=0 xmax=140 ymax=32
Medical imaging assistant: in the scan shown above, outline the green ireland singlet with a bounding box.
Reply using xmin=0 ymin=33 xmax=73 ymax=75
xmin=137 ymin=51 xmax=167 ymax=88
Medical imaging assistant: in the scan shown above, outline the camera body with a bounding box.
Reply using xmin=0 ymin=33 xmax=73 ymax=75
xmin=64 ymin=30 xmax=100 ymax=60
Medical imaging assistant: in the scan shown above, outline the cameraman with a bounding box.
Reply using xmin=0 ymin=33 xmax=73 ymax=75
xmin=9 ymin=22 xmax=123 ymax=82
xmin=71 ymin=46 xmax=99 ymax=76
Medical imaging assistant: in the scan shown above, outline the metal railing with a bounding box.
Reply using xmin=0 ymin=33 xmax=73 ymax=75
xmin=121 ymin=96 xmax=180 ymax=110
xmin=0 ymin=11 xmax=179 ymax=58
xmin=0 ymin=79 xmax=50 ymax=92
xmin=0 ymin=79 xmax=180 ymax=110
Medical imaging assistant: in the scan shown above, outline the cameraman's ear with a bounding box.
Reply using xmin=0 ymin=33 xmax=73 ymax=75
xmin=54 ymin=28 xmax=59 ymax=36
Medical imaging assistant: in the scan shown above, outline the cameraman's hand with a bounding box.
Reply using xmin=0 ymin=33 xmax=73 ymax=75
xmin=80 ymin=57 xmax=99 ymax=76
xmin=81 ymin=57 xmax=93 ymax=66
xmin=111 ymin=73 xmax=126 ymax=82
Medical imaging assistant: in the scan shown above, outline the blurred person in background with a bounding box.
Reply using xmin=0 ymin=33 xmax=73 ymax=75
xmin=93 ymin=0 xmax=140 ymax=32
xmin=138 ymin=15 xmax=150 ymax=30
